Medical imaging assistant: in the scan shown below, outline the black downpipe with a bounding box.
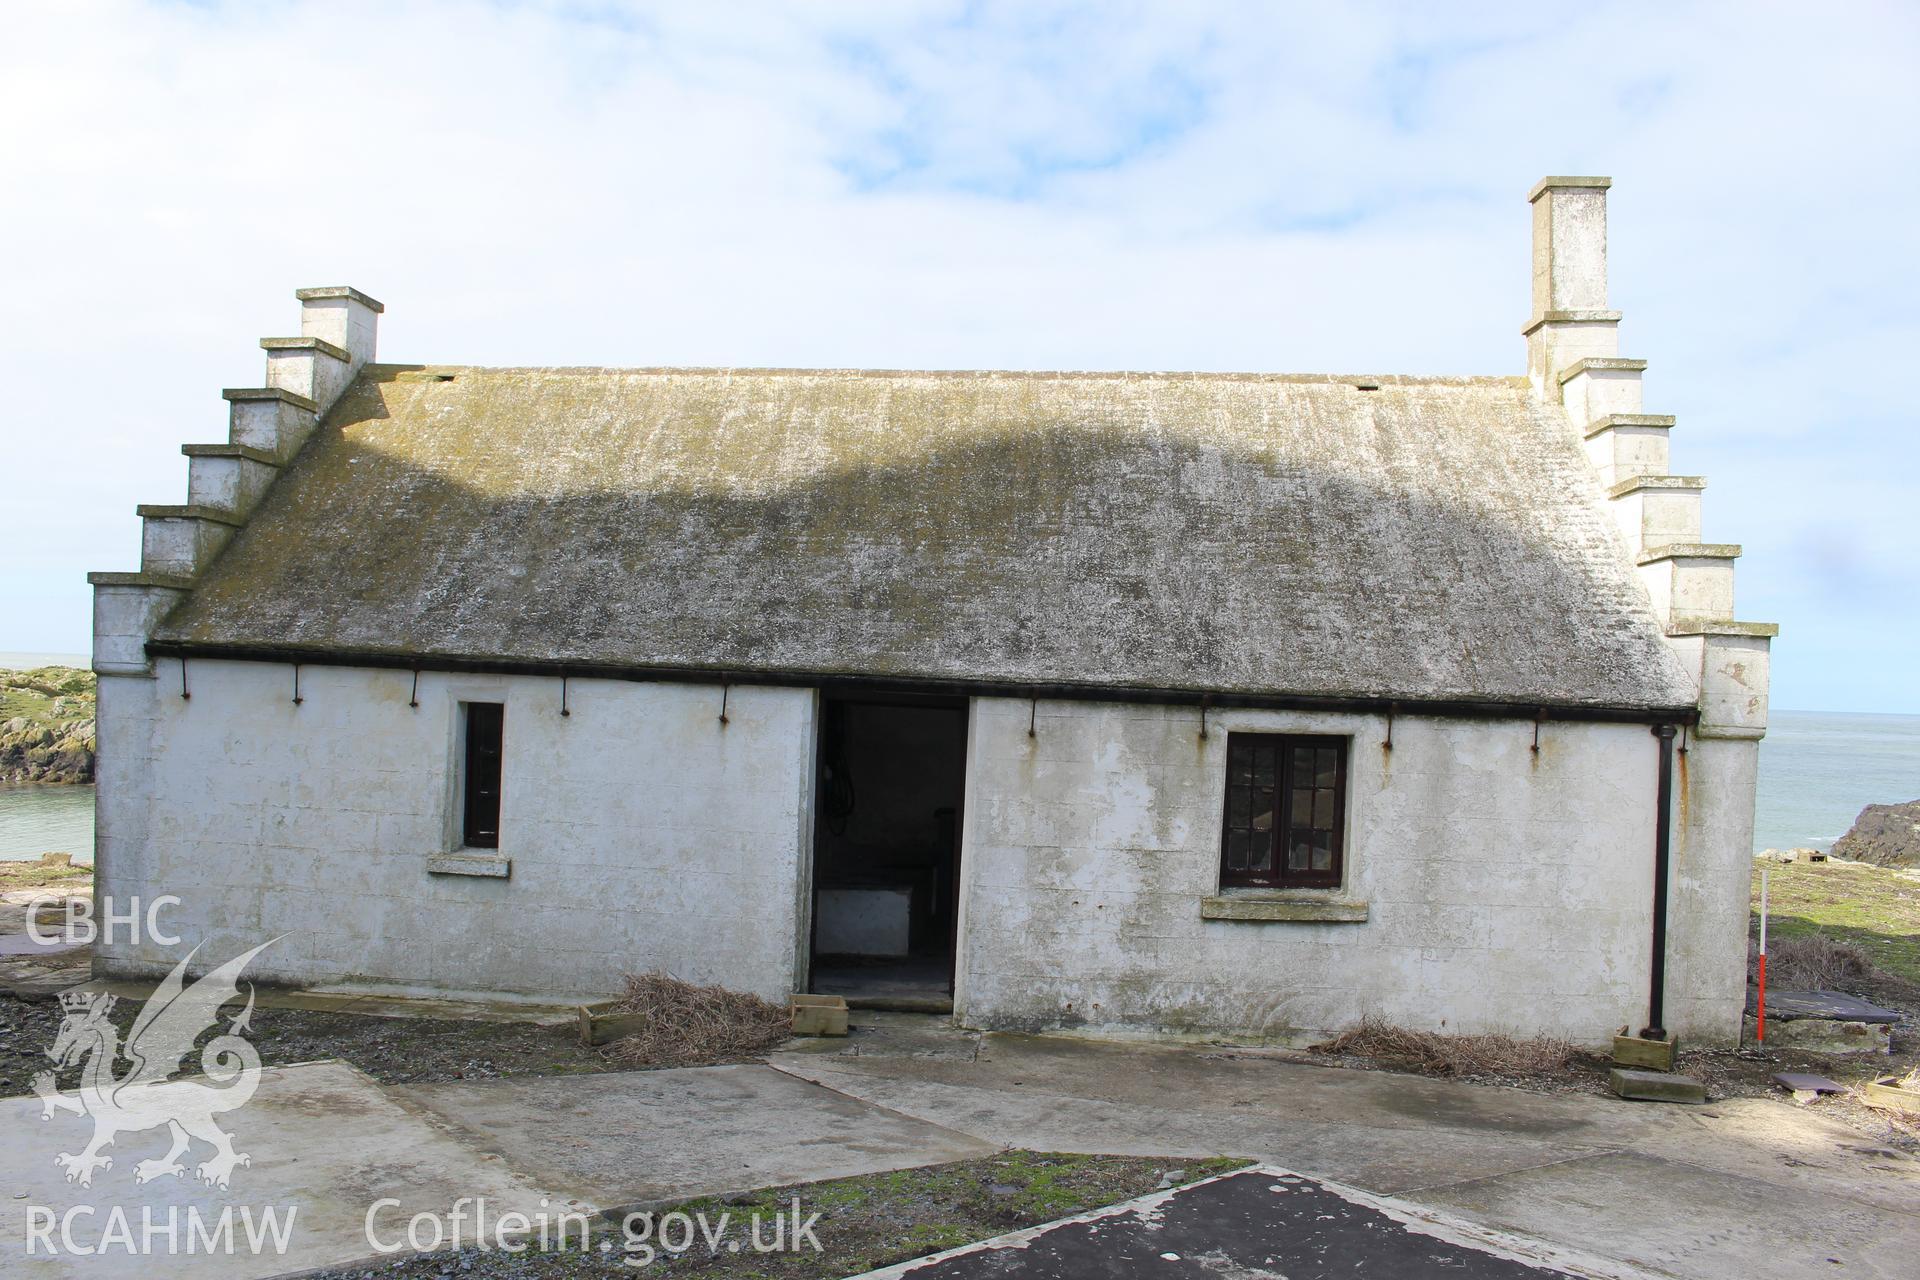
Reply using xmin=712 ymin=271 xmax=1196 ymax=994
xmin=1644 ymin=723 xmax=1678 ymax=1039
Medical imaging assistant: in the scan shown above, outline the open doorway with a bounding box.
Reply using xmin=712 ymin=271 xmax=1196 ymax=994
xmin=810 ymin=694 xmax=968 ymax=1008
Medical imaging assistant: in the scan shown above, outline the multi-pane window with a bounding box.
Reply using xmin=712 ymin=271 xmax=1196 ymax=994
xmin=1219 ymin=734 xmax=1347 ymax=889
xmin=462 ymin=702 xmax=505 ymax=849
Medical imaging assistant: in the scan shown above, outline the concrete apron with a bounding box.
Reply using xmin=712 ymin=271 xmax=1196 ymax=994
xmin=4 ymin=1020 xmax=1917 ymax=1280
xmin=0 ymin=1057 xmax=994 ymax=1279
xmin=0 ymin=1060 xmax=563 ymax=1280
xmin=771 ymin=1031 xmax=1920 ymax=1280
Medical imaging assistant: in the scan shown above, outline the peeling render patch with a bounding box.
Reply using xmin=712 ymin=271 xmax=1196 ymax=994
xmin=155 ymin=366 xmax=1699 ymax=711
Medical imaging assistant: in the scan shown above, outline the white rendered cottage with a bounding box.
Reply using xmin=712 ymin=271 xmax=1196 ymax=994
xmin=90 ymin=178 xmax=1773 ymax=1045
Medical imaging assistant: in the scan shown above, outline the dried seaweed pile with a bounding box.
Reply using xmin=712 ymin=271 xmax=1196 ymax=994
xmin=1313 ymin=1015 xmax=1574 ymax=1077
xmin=605 ymin=972 xmax=792 ymax=1068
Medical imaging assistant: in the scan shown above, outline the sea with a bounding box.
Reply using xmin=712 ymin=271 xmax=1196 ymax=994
xmin=0 ymin=708 xmax=1915 ymax=864
xmin=1751 ymin=710 xmax=1920 ymax=853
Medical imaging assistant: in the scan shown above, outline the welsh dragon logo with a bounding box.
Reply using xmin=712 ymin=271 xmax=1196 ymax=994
xmin=33 ymin=940 xmax=276 ymax=1190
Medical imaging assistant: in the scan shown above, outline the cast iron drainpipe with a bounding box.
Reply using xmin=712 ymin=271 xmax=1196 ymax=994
xmin=1643 ymin=723 xmax=1679 ymax=1039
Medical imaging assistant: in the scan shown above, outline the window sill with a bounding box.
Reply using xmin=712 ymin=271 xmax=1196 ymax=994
xmin=1200 ymin=894 xmax=1367 ymax=923
xmin=428 ymin=853 xmax=512 ymax=879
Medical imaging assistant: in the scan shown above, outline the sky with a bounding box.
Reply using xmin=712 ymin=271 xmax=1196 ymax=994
xmin=1 ymin=0 xmax=1914 ymax=712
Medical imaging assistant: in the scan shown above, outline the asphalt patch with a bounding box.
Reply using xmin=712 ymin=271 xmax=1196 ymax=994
xmin=864 ymin=1166 xmax=1588 ymax=1278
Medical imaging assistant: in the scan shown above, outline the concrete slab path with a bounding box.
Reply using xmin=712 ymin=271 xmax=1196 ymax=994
xmin=393 ymin=1062 xmax=1000 ymax=1209
xmin=773 ymin=1026 xmax=1920 ymax=1280
xmin=0 ymin=1060 xmax=563 ymax=1280
xmin=4 ymin=1010 xmax=1916 ymax=1280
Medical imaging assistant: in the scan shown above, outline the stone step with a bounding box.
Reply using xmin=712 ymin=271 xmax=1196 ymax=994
xmin=184 ymin=441 xmax=282 ymax=517
xmin=1636 ymin=542 xmax=1740 ymax=623
xmin=1558 ymin=356 xmax=1645 ymax=428
xmin=136 ymin=503 xmax=245 ymax=577
xmin=1608 ymin=1068 xmax=1706 ymax=1104
xmin=221 ymin=386 xmax=318 ymax=459
xmin=262 ymin=334 xmax=352 ymax=405
xmin=1607 ymin=474 xmax=1704 ymax=553
xmin=1665 ymin=620 xmax=1778 ymax=738
xmin=86 ymin=571 xmax=192 ymax=674
xmin=1583 ymin=413 xmax=1674 ymax=486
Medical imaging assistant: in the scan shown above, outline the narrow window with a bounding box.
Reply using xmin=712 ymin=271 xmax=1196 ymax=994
xmin=1219 ymin=733 xmax=1346 ymax=889
xmin=462 ymin=702 xmax=504 ymax=849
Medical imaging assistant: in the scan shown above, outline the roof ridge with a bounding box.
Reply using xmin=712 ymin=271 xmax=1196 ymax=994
xmin=367 ymin=363 xmax=1526 ymax=386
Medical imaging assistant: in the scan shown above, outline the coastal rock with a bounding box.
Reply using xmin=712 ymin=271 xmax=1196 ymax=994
xmin=0 ymin=667 xmax=95 ymax=784
xmin=1832 ymin=800 xmax=1920 ymax=868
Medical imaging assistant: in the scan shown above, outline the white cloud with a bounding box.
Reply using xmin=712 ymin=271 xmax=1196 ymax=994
xmin=1 ymin=0 xmax=1914 ymax=708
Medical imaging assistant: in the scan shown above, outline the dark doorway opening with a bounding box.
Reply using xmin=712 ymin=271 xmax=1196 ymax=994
xmin=810 ymin=693 xmax=968 ymax=1009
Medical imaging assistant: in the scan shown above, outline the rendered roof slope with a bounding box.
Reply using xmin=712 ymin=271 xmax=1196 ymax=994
xmin=155 ymin=365 xmax=1701 ymax=709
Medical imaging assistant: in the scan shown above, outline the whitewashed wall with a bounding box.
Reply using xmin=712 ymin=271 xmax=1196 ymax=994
xmin=954 ymin=697 xmax=1748 ymax=1047
xmin=93 ymin=661 xmax=816 ymax=1002
xmin=1665 ymin=735 xmax=1759 ymax=1037
xmin=94 ymin=667 xmax=1751 ymax=1043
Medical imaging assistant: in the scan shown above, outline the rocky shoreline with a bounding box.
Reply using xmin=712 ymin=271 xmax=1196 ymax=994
xmin=0 ymin=667 xmax=95 ymax=785
xmin=1834 ymin=799 xmax=1920 ymax=868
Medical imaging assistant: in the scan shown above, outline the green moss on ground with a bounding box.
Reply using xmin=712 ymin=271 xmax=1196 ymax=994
xmin=1753 ymin=858 xmax=1920 ymax=984
xmin=0 ymin=666 xmax=95 ymax=783
xmin=0 ymin=860 xmax=91 ymax=891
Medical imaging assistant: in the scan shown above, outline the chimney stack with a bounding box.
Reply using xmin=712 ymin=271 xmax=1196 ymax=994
xmin=1523 ymin=177 xmax=1622 ymax=390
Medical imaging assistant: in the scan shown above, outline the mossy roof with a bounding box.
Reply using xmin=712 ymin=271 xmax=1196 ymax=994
xmin=154 ymin=364 xmax=1699 ymax=709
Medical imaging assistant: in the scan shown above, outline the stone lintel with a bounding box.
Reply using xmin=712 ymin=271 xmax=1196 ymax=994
xmin=1584 ymin=413 xmax=1675 ymax=439
xmin=182 ymin=442 xmax=282 ymax=465
xmin=222 ymin=386 xmax=318 ymax=411
xmin=135 ymin=503 xmax=246 ymax=527
xmin=1637 ymin=543 xmax=1741 ymax=565
xmin=1609 ymin=475 xmax=1706 ymax=499
xmin=1666 ymin=619 xmax=1779 ymax=639
xmin=260 ymin=335 xmax=350 ymax=362
xmin=427 ymin=854 xmax=512 ymax=878
xmin=295 ymin=285 xmax=386 ymax=313
xmin=87 ymin=570 xmax=195 ymax=590
xmin=1529 ymin=175 xmax=1613 ymax=203
xmin=1559 ymin=357 xmax=1647 ymax=384
xmin=1521 ymin=309 xmax=1623 ymax=336
xmin=1200 ymin=895 xmax=1369 ymax=923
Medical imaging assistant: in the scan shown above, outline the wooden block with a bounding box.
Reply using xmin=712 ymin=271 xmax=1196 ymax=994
xmin=1608 ymin=1068 xmax=1706 ymax=1104
xmin=576 ymin=1002 xmax=649 ymax=1047
xmin=790 ymin=993 xmax=850 ymax=1037
xmin=1612 ymin=1030 xmax=1676 ymax=1071
xmin=1861 ymin=1077 xmax=1920 ymax=1116
xmin=790 ymin=992 xmax=848 ymax=1008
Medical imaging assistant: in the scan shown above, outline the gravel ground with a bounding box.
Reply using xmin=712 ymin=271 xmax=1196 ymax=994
xmin=0 ymin=993 xmax=636 ymax=1096
xmin=306 ymin=1152 xmax=1249 ymax=1279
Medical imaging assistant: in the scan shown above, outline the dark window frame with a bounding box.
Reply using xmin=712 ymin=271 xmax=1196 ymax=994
xmin=1217 ymin=733 xmax=1348 ymax=890
xmin=461 ymin=701 xmax=505 ymax=849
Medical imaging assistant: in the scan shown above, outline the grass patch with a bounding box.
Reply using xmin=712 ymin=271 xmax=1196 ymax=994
xmin=1753 ymin=859 xmax=1920 ymax=984
xmin=304 ymin=1152 xmax=1251 ymax=1278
